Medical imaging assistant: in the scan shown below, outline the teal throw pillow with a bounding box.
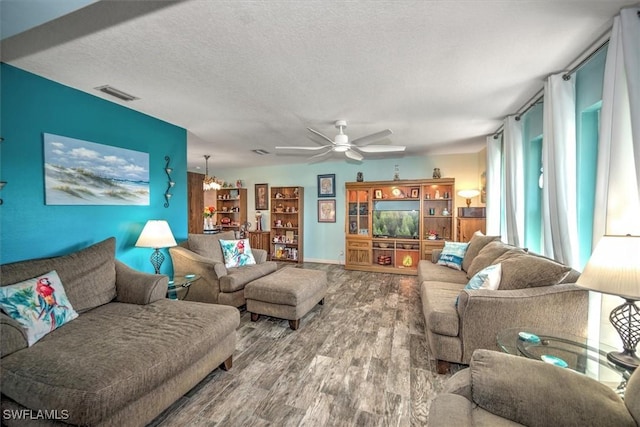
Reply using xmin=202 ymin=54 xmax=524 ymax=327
xmin=437 ymin=241 xmax=469 ymax=270
xmin=219 ymin=239 xmax=257 ymax=268
xmin=456 ymin=263 xmax=502 ymax=307
xmin=0 ymin=270 xmax=79 ymax=346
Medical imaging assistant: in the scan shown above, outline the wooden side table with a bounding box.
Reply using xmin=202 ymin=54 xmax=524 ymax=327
xmin=248 ymin=231 xmax=271 ymax=257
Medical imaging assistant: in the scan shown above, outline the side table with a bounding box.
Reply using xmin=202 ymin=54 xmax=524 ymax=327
xmin=168 ymin=274 xmax=201 ymax=300
xmin=497 ymin=327 xmax=631 ymax=396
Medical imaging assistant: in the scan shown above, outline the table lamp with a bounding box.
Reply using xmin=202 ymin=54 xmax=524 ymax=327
xmin=457 ymin=189 xmax=480 ymax=207
xmin=576 ymin=235 xmax=640 ymax=370
xmin=135 ymin=220 xmax=177 ymax=274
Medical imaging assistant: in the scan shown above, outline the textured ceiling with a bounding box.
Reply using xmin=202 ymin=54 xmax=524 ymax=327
xmin=2 ymin=0 xmax=635 ymax=172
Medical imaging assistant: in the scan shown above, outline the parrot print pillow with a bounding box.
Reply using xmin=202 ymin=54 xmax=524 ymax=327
xmin=0 ymin=270 xmax=79 ymax=346
xmin=219 ymin=239 xmax=256 ymax=268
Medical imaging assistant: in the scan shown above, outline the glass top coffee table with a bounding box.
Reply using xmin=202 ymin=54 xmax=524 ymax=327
xmin=167 ymin=275 xmax=200 ymax=300
xmin=497 ymin=327 xmax=631 ymax=396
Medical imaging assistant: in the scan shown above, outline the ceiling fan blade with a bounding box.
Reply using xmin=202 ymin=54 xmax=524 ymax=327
xmin=345 ymin=149 xmax=364 ymax=161
xmin=308 ymin=149 xmax=333 ymax=163
xmin=351 ymin=129 xmax=393 ymax=146
xmin=307 ymin=127 xmax=335 ymax=144
xmin=357 ymin=145 xmax=406 ymax=153
xmin=275 ymin=145 xmax=331 ymax=151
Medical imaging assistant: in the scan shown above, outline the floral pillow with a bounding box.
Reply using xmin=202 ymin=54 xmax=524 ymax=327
xmin=437 ymin=241 xmax=470 ymax=270
xmin=0 ymin=270 xmax=79 ymax=346
xmin=219 ymin=239 xmax=256 ymax=268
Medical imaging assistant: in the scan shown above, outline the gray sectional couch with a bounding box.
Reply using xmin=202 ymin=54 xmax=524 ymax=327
xmin=419 ymin=233 xmax=589 ymax=373
xmin=0 ymin=238 xmax=240 ymax=427
xmin=429 ymin=349 xmax=640 ymax=426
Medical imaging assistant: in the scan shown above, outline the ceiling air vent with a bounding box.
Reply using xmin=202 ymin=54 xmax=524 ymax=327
xmin=95 ymin=85 xmax=139 ymax=101
xmin=252 ymin=149 xmax=270 ymax=155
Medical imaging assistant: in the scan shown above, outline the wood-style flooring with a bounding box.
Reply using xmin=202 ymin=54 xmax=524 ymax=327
xmin=149 ymin=263 xmax=462 ymax=427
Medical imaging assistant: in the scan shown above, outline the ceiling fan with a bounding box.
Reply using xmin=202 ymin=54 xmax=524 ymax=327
xmin=276 ymin=120 xmax=405 ymax=161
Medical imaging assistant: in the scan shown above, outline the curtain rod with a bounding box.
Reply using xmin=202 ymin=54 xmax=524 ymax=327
xmin=491 ymin=25 xmax=613 ymax=139
xmin=562 ymin=40 xmax=609 ymax=80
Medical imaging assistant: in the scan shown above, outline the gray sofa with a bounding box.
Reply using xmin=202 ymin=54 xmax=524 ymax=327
xmin=0 ymin=237 xmax=240 ymax=427
xmin=429 ymin=349 xmax=640 ymax=427
xmin=169 ymin=231 xmax=277 ymax=307
xmin=419 ymin=233 xmax=589 ymax=373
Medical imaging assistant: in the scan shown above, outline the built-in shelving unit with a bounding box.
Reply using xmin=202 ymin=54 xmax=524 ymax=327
xmin=345 ymin=178 xmax=455 ymax=275
xmin=270 ymin=186 xmax=304 ymax=263
xmin=215 ymin=188 xmax=247 ymax=233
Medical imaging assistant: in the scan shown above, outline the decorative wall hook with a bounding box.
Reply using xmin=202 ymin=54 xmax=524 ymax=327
xmin=164 ymin=156 xmax=174 ymax=208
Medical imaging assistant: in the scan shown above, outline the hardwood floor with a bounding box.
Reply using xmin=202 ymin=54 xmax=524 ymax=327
xmin=149 ymin=263 xmax=462 ymax=427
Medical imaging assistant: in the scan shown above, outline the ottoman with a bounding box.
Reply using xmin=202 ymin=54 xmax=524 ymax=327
xmin=245 ymin=267 xmax=327 ymax=330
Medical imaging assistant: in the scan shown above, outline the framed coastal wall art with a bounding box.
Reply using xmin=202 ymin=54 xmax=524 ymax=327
xmin=43 ymin=133 xmax=149 ymax=205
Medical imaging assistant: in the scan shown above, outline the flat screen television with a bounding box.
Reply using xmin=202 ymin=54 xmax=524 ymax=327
xmin=372 ymin=200 xmax=419 ymax=238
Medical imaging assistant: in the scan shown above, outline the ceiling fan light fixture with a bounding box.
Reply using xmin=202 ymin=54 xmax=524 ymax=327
xmin=334 ymin=133 xmax=349 ymax=144
xmin=334 ymin=145 xmax=349 ymax=152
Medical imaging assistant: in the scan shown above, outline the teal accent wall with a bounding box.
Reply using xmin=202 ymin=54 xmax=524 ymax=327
xmin=0 ymin=64 xmax=187 ymax=275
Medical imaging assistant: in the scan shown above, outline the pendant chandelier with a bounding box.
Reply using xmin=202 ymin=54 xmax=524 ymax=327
xmin=202 ymin=155 xmax=222 ymax=191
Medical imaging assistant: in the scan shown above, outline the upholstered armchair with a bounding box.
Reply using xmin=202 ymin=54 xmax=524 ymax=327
xmin=169 ymin=232 xmax=277 ymax=307
xmin=429 ymin=349 xmax=640 ymax=427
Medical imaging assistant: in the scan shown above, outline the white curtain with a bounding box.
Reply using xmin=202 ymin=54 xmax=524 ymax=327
xmin=485 ymin=134 xmax=502 ymax=236
xmin=591 ymin=5 xmax=640 ymax=350
xmin=502 ymin=116 xmax=525 ymax=246
xmin=541 ymin=73 xmax=579 ymax=268
xmin=593 ymin=6 xmax=640 ymax=240
xmin=620 ymin=8 xmax=640 ymax=200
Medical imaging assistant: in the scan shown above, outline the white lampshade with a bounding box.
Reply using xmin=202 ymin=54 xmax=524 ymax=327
xmin=576 ymin=235 xmax=640 ymax=300
xmin=457 ymin=189 xmax=480 ymax=199
xmin=135 ymin=220 xmax=177 ymax=249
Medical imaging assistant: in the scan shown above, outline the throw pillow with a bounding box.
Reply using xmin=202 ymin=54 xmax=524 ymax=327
xmin=491 ymin=251 xmax=571 ymax=290
xmin=462 ymin=231 xmax=501 ymax=273
xmin=456 ymin=263 xmax=502 ymax=306
xmin=466 ymin=241 xmax=525 ymax=279
xmin=188 ymin=231 xmax=235 ymax=263
xmin=219 ymin=239 xmax=257 ymax=268
xmin=0 ymin=270 xmax=79 ymax=346
xmin=437 ymin=241 xmax=469 ymax=270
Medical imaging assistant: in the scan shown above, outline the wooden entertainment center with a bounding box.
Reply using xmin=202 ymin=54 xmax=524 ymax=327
xmin=345 ymin=178 xmax=455 ymax=275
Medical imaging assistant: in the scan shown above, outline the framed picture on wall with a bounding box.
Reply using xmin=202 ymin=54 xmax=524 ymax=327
xmin=318 ymin=199 xmax=336 ymax=223
xmin=255 ymin=183 xmax=268 ymax=210
xmin=317 ymin=174 xmax=335 ymax=197
xmin=43 ymin=133 xmax=149 ymax=205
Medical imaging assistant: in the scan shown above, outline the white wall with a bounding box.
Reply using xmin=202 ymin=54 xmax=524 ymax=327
xmin=214 ymin=152 xmax=483 ymax=263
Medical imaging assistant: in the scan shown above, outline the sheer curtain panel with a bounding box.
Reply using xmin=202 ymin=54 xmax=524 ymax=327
xmin=593 ymin=6 xmax=640 ymax=240
xmin=541 ymin=73 xmax=580 ymax=268
xmin=502 ymin=116 xmax=525 ymax=246
xmin=485 ymin=135 xmax=502 ymax=236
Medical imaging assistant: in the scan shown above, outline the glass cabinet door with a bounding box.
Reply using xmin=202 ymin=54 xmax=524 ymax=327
xmin=347 ymin=189 xmax=370 ymax=237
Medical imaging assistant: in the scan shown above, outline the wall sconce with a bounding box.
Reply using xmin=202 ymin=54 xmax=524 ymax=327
xmin=0 ymin=136 xmax=5 ymax=205
xmin=457 ymin=189 xmax=480 ymax=207
xmin=0 ymin=181 xmax=6 ymax=205
xmin=164 ymin=156 xmax=174 ymax=208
